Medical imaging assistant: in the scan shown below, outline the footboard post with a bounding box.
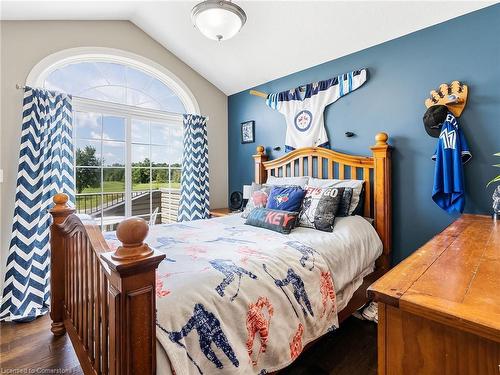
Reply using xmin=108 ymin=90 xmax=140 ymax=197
xmin=101 ymin=218 xmax=165 ymax=375
xmin=49 ymin=193 xmax=76 ymax=336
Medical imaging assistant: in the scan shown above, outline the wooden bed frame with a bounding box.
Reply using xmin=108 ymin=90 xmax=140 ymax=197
xmin=48 ymin=132 xmax=392 ymax=374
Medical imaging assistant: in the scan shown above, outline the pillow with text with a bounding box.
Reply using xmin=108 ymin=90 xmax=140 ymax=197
xmin=245 ymin=208 xmax=299 ymax=234
xmin=299 ymin=186 xmax=345 ymax=232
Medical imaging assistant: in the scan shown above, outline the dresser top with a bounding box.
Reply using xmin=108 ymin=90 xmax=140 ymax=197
xmin=369 ymin=214 xmax=500 ymax=342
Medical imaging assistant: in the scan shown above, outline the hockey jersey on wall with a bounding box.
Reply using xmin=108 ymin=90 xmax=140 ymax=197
xmin=266 ymin=68 xmax=367 ymax=151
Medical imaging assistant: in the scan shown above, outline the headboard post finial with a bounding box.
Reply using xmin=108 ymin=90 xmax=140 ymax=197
xmin=370 ymin=133 xmax=392 ymax=271
xmin=375 ymin=132 xmax=389 ymax=146
xmin=253 ymin=146 xmax=268 ymax=184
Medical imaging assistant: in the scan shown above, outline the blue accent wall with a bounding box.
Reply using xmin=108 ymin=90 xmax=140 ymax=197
xmin=228 ymin=5 xmax=500 ymax=264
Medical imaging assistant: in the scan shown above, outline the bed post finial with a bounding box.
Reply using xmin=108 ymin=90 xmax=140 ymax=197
xmin=53 ymin=192 xmax=69 ymax=208
xmin=371 ymin=133 xmax=392 ymax=271
xmin=253 ymin=146 xmax=268 ymax=184
xmin=375 ymin=132 xmax=389 ymax=146
xmin=112 ymin=217 xmax=153 ymax=260
xmin=49 ymin=193 xmax=76 ymax=336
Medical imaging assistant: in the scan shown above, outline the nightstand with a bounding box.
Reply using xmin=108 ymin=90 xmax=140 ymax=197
xmin=209 ymin=208 xmax=234 ymax=217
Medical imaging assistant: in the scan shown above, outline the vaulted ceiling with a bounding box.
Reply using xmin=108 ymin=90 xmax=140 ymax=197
xmin=1 ymin=1 xmax=494 ymax=95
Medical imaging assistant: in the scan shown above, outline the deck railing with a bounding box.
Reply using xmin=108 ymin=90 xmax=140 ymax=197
xmin=75 ymin=189 xmax=181 ymax=225
xmin=76 ymin=191 xmax=149 ymax=215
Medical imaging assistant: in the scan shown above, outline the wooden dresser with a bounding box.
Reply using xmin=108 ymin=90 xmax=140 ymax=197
xmin=368 ymin=214 xmax=500 ymax=375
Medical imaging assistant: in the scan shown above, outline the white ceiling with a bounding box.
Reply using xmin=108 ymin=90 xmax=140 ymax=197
xmin=1 ymin=1 xmax=495 ymax=95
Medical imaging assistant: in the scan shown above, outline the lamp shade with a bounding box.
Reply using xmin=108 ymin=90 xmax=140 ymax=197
xmin=243 ymin=184 xmax=252 ymax=200
xmin=191 ymin=0 xmax=247 ymax=41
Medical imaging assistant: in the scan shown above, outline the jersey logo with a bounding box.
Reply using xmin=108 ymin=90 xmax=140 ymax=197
xmin=440 ymin=128 xmax=457 ymax=150
xmin=294 ymin=110 xmax=312 ymax=132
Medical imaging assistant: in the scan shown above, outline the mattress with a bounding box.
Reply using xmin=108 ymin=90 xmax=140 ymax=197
xmin=104 ymin=214 xmax=382 ymax=375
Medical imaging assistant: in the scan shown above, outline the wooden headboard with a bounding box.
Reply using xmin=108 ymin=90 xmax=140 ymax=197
xmin=253 ymin=132 xmax=392 ymax=270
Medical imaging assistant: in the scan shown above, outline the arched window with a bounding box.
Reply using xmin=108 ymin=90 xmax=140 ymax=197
xmin=28 ymin=48 xmax=199 ymax=228
xmin=44 ymin=61 xmax=186 ymax=113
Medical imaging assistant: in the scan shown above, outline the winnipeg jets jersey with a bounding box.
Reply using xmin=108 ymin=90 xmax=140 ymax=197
xmin=432 ymin=113 xmax=471 ymax=213
xmin=266 ymin=68 xmax=367 ymax=151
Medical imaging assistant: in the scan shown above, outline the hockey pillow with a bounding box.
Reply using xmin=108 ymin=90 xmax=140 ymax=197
xmin=241 ymin=184 xmax=272 ymax=219
xmin=245 ymin=208 xmax=299 ymax=234
xmin=266 ymin=186 xmax=306 ymax=212
xmin=299 ymin=186 xmax=345 ymax=232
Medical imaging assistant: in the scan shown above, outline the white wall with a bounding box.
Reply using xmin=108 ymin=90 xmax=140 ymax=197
xmin=0 ymin=21 xmax=228 ymax=290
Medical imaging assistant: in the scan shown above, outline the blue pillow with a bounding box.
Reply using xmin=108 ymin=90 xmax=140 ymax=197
xmin=266 ymin=186 xmax=306 ymax=212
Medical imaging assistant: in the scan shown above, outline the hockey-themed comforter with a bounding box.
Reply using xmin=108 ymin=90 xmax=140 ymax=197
xmin=104 ymin=217 xmax=342 ymax=375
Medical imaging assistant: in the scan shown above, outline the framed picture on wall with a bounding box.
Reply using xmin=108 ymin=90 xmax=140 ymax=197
xmin=241 ymin=121 xmax=255 ymax=144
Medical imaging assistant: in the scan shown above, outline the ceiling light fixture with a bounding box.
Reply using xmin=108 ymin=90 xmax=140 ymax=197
xmin=191 ymin=0 xmax=247 ymax=42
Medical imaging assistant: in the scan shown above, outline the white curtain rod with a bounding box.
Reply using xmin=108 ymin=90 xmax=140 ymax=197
xmin=15 ymin=84 xmax=207 ymax=120
xmin=16 ymin=84 xmax=86 ymax=101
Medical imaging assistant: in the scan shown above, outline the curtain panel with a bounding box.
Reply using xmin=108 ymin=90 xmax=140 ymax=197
xmin=178 ymin=114 xmax=210 ymax=222
xmin=0 ymin=87 xmax=75 ymax=321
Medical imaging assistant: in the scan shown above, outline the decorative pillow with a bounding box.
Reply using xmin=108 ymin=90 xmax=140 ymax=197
xmin=266 ymin=175 xmax=309 ymax=188
xmin=241 ymin=184 xmax=272 ymax=219
xmin=245 ymin=208 xmax=299 ymax=234
xmin=299 ymin=186 xmax=345 ymax=232
xmin=308 ymin=178 xmax=364 ymax=215
xmin=337 ymin=187 xmax=353 ymax=217
xmin=352 ymin=185 xmax=365 ymax=216
xmin=266 ymin=186 xmax=306 ymax=212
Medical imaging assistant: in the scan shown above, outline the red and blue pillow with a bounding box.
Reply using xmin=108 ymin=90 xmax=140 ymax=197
xmin=266 ymin=186 xmax=306 ymax=212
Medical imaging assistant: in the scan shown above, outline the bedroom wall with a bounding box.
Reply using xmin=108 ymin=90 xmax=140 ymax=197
xmin=0 ymin=20 xmax=228 ymax=289
xmin=228 ymin=4 xmax=500 ymax=264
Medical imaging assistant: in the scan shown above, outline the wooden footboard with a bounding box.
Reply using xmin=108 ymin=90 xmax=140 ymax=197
xmin=49 ymin=193 xmax=165 ymax=374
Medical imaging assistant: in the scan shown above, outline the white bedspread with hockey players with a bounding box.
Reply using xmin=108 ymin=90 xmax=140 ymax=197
xmin=104 ymin=214 xmax=382 ymax=375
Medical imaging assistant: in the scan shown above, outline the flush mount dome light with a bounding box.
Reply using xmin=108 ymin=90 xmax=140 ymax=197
xmin=191 ymin=0 xmax=247 ymax=41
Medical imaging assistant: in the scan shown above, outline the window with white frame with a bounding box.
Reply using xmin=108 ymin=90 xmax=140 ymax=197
xmin=42 ymin=59 xmax=191 ymax=229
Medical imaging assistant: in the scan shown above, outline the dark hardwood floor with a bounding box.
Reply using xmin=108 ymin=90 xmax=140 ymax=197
xmin=0 ymin=315 xmax=83 ymax=374
xmin=0 ymin=315 xmax=377 ymax=374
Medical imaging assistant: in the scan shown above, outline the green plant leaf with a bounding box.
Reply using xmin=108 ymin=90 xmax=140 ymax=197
xmin=487 ymin=175 xmax=500 ymax=187
xmin=486 ymin=153 xmax=500 ymax=187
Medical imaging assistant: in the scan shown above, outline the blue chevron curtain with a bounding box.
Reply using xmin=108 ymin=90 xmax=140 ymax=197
xmin=178 ymin=114 xmax=210 ymax=222
xmin=0 ymin=87 xmax=75 ymax=322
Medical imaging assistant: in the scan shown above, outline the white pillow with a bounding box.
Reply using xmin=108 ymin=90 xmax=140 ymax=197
xmin=265 ymin=175 xmax=309 ymax=188
xmin=308 ymin=177 xmax=364 ymax=215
